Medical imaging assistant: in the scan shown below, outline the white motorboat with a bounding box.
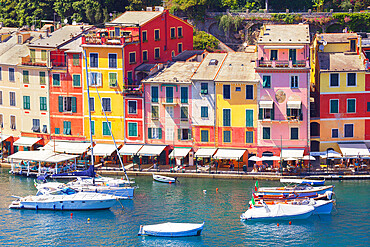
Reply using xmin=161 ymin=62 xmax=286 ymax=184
xmin=138 ymin=222 xmax=204 ymax=237
xmin=9 ymin=184 xmax=117 ymax=210
xmin=240 ymin=202 xmax=314 ymax=221
xmin=280 ymin=178 xmax=325 ymax=186
xmin=257 ymin=185 xmax=334 ymax=197
xmin=153 ymin=174 xmax=177 ymax=183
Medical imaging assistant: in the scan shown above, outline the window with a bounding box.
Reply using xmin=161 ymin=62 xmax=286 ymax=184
xmin=41 ymin=50 xmax=47 ymax=61
xmin=181 ymin=87 xmax=188 ymax=103
xmin=39 ymin=72 xmax=46 ymax=85
xmin=246 ymin=85 xmax=253 ymax=99
xmin=55 ymin=128 xmax=60 ymax=134
xmin=128 ymin=101 xmax=137 ymax=114
xmin=290 ymin=75 xmax=299 ymax=88
xmin=90 ymin=121 xmax=95 ymax=135
xmin=178 ymin=43 xmax=183 ymax=53
xmin=32 ymin=119 xmax=40 ymax=132
xmin=23 ymin=96 xmax=30 ymax=109
xmin=72 ymin=54 xmax=80 ymax=66
xmin=52 ymin=74 xmax=60 ymax=86
xmin=180 ymin=106 xmax=188 ymax=121
xmin=90 ymin=53 xmax=98 ymax=68
xmin=89 ymin=97 xmax=95 ymax=111
xmin=148 ymin=128 xmax=162 ymax=139
xmin=367 ymin=102 xmax=370 ymax=112
xmin=178 ymin=128 xmax=191 ymax=140
xmin=40 ymin=97 xmax=47 ymax=111
xmin=0 ymin=114 xmax=3 ymax=127
xmin=223 ymin=109 xmax=231 ymax=126
xmin=201 ymin=130 xmax=209 ymax=142
xmin=235 ymin=87 xmax=241 ymax=92
xmin=23 ymin=70 xmax=29 ymax=83
xmin=0 ymin=91 xmax=2 ymax=105
xmin=201 ymin=83 xmax=208 ymax=95
xmin=223 ymin=85 xmax=230 ymax=99
xmin=102 ymin=121 xmax=111 ymax=136
xmin=209 ymin=59 xmax=218 ymax=65
xmin=347 ymin=99 xmax=356 ymax=113
xmin=263 ymin=127 xmax=270 ymax=139
xmin=201 ymin=106 xmax=208 ymax=118
xmin=262 ymin=75 xmax=271 ymax=88
xmin=166 ymin=87 xmax=173 ymax=103
xmin=0 ymin=67 xmax=2 ymax=80
xmin=9 ymin=92 xmax=15 ymax=106
xmin=178 ymin=27 xmax=183 ymax=37
xmin=102 ymin=98 xmax=111 ymax=112
xmin=9 ymin=68 xmax=15 ymax=81
xmin=344 ymin=124 xmax=354 ymax=138
xmin=42 ymin=125 xmax=47 ymax=133
xmin=287 ymin=107 xmax=302 ymax=120
xmin=17 ymin=35 xmax=22 ymax=44
xmin=108 ymin=54 xmax=117 ymax=68
xmin=63 ymin=121 xmax=71 ymax=135
xmin=152 ymin=105 xmax=159 ymax=120
xmin=10 ymin=115 xmax=16 ymax=130
xmin=151 ymin=86 xmax=159 ymax=102
xmin=154 ymin=48 xmax=160 ymax=59
xmin=347 ymin=73 xmax=356 ymax=86
xmin=88 ymin=72 xmax=102 ymax=86
xmin=246 ymin=109 xmax=253 ymax=127
xmin=128 ymin=122 xmax=138 ymax=137
xmin=330 ymin=99 xmax=339 ymax=114
xmin=127 ymin=71 xmax=133 ymax=84
xmin=223 ymin=130 xmax=231 ymax=143
xmin=332 ymin=129 xmax=339 ymax=138
xmin=154 ymin=29 xmax=160 ymax=41
xmin=72 ymin=74 xmax=81 ymax=87
xmin=330 ymin=73 xmax=339 ymax=87
xmin=114 ymin=27 xmax=120 ymax=37
xmin=172 ymin=51 xmax=175 ymax=57
xmin=129 ymin=52 xmax=136 ymax=64
xmin=108 ymin=73 xmax=117 ymax=87
xmin=143 ymin=50 xmax=148 ymax=62
xmin=246 ymin=131 xmax=253 ymax=143
xmin=270 ymin=50 xmax=278 ymax=60
xmin=58 ymin=96 xmax=76 ymax=113
xmin=291 ymin=127 xmax=299 ymax=140
xmin=170 ymin=27 xmax=176 ymax=39
xmin=142 ymin=31 xmax=147 ymax=42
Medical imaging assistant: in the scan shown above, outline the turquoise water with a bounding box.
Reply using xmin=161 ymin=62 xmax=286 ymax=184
xmin=0 ymin=168 xmax=369 ymax=246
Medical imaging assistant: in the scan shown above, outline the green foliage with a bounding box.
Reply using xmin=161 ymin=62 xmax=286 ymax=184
xmin=218 ymin=15 xmax=243 ymax=34
xmin=193 ymin=29 xmax=219 ymax=51
xmin=271 ymin=14 xmax=301 ymax=24
xmin=333 ymin=13 xmax=370 ymax=32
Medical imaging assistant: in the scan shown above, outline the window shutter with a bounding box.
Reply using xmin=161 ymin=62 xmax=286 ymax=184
xmin=299 ymin=108 xmax=303 ymax=120
xmin=148 ymin=128 xmax=152 ymax=139
xmin=97 ymin=73 xmax=102 ymax=86
xmin=158 ymin=128 xmax=162 ymax=139
xmin=258 ymin=108 xmax=263 ymax=120
xmin=246 ymin=109 xmax=253 ymax=127
xmin=271 ymin=104 xmax=275 ymax=120
xmin=67 ymin=121 xmax=71 ymax=135
xmin=58 ymin=96 xmax=63 ymax=112
xmin=286 ymin=107 xmax=291 ymax=117
xmin=178 ymin=129 xmax=181 ymax=140
xmin=71 ymin=97 xmax=77 ymax=113
xmin=63 ymin=121 xmax=67 ymax=134
xmin=188 ymin=129 xmax=192 ymax=139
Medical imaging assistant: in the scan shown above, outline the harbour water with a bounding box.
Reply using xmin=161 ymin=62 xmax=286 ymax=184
xmin=0 ymin=168 xmax=369 ymax=246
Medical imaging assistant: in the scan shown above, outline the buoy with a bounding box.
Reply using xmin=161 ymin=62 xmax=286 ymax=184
xmin=70 ymin=213 xmax=73 ymax=218
xmin=169 ymin=181 xmax=172 ymax=184
xmin=277 ymin=223 xmax=279 ymax=227
xmin=289 ymin=221 xmax=292 ymax=225
xmin=87 ymin=218 xmax=90 ymax=223
xmin=203 ymin=190 xmax=207 ymax=194
xmin=216 ymin=188 xmax=219 ymax=192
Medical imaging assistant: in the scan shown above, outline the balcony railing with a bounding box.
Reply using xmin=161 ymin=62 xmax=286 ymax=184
xmin=21 ymin=56 xmax=47 ymax=67
xmin=257 ymin=59 xmax=309 ymax=68
xmin=82 ymin=35 xmax=140 ymax=46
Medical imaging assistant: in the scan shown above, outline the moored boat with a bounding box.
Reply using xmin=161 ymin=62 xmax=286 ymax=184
xmin=138 ymin=222 xmax=204 ymax=237
xmin=153 ymin=174 xmax=177 ymax=183
xmin=280 ymin=178 xmax=325 ymax=186
xmin=257 ymin=185 xmax=334 ymax=197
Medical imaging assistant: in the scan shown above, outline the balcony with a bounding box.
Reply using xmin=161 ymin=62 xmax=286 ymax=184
xmin=257 ymin=59 xmax=309 ymax=68
xmin=21 ymin=56 xmax=47 ymax=67
xmin=82 ymin=34 xmax=140 ymax=46
xmin=161 ymin=98 xmax=179 ymax=105
xmin=124 ymin=85 xmax=143 ymax=95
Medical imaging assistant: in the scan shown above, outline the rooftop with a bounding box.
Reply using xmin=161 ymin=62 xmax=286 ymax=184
xmin=319 ymin=33 xmax=358 ymax=43
xmin=258 ymin=24 xmax=310 ymax=44
xmin=173 ymin=50 xmax=205 ymax=62
xmin=110 ymin=11 xmax=163 ymax=26
xmin=215 ymin=52 xmax=257 ymax=82
xmin=318 ymin=52 xmax=365 ymax=71
xmin=191 ymin=53 xmax=228 ymax=81
xmin=142 ymin=62 xmax=200 ymax=84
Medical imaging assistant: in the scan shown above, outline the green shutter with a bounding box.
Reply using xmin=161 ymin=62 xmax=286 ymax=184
xmin=299 ymin=108 xmax=303 ymax=120
xmin=23 ymin=71 xmax=29 ymax=83
xmin=67 ymin=121 xmax=71 ymax=135
xmin=63 ymin=121 xmax=67 ymax=134
xmin=181 ymin=87 xmax=188 ymax=103
xmin=181 ymin=107 xmax=188 ymax=120
xmin=58 ymin=96 xmax=63 ymax=112
xmin=246 ymin=109 xmax=253 ymax=127
xmin=178 ymin=129 xmax=181 ymax=140
xmin=148 ymin=128 xmax=152 ymax=139
xmin=71 ymin=97 xmax=77 ymax=113
xmin=258 ymin=108 xmax=263 ymax=120
xmin=330 ymin=100 xmax=338 ymax=113
xmin=246 ymin=131 xmax=253 ymax=143
xmin=271 ymin=104 xmax=275 ymax=120
xmin=109 ymin=73 xmax=117 ymax=87
xmin=188 ymin=129 xmax=192 ymax=139
xmin=73 ymin=74 xmax=81 ymax=87
xmin=39 ymin=72 xmax=46 ymax=85
xmin=55 ymin=128 xmax=60 ymax=134
xmin=103 ymin=122 xmax=111 ymax=136
xmin=287 ymin=107 xmax=291 ymax=117
xmin=91 ymin=121 xmax=95 ymax=135
xmin=152 ymin=87 xmax=158 ymax=102
xmin=40 ymin=97 xmax=47 ymax=111
xmin=158 ymin=128 xmax=162 ymax=139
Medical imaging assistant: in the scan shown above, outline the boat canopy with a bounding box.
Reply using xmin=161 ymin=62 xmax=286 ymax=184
xmin=338 ymin=143 xmax=370 ymax=157
xmin=137 ymin=145 xmax=167 ymax=156
xmin=119 ymin=144 xmax=143 ymax=155
xmin=281 ymin=149 xmax=305 ymax=159
xmin=213 ymin=148 xmax=246 ymax=160
xmin=40 ymin=141 xmax=91 ymax=154
xmin=169 ymin=147 xmax=191 ymax=158
xmin=194 ymin=148 xmax=217 ymax=158
xmin=88 ymin=144 xmax=119 ymax=156
xmin=13 ymin=137 xmax=41 ymax=147
xmin=8 ymin=151 xmax=78 ymax=163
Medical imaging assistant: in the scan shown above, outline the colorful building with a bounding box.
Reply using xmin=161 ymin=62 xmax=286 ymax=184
xmin=256 ymin=24 xmax=311 ymax=160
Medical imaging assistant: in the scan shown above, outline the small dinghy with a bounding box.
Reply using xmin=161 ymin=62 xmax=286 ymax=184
xmin=138 ymin=222 xmax=204 ymax=237
xmin=280 ymin=178 xmax=325 ymax=186
xmin=153 ymin=174 xmax=177 ymax=183
xmin=240 ymin=202 xmax=314 ymax=221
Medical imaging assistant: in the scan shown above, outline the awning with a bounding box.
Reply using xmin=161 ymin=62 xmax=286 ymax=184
xmin=44 ymin=153 xmax=79 ymax=163
xmin=13 ymin=137 xmax=41 ymax=147
xmin=338 ymin=143 xmax=370 ymax=156
xmin=169 ymin=147 xmax=191 ymax=158
xmin=88 ymin=144 xmax=119 ymax=156
xmin=195 ymin=148 xmax=217 ymax=158
xmin=287 ymin=101 xmax=302 ymax=109
xmin=259 ymin=101 xmax=273 ymax=109
xmin=119 ymin=144 xmax=143 ymax=155
xmin=41 ymin=141 xmax=91 ymax=154
xmin=261 ymin=156 xmax=280 ymax=161
xmin=1 ymin=134 xmax=11 ymax=142
xmin=319 ymin=150 xmax=342 ymax=158
xmin=213 ymin=148 xmax=246 ymax=160
xmin=8 ymin=151 xmax=78 ymax=163
xmin=263 ymin=46 xmax=304 ymax=49
xmin=249 ymin=156 xmax=262 ymax=161
xmin=281 ymin=149 xmax=305 ymax=159
xmin=137 ymin=145 xmax=167 ymax=156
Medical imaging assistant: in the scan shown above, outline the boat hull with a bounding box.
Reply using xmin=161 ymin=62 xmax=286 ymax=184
xmin=153 ymin=174 xmax=176 ymax=183
xmin=240 ymin=204 xmax=314 ymax=221
xmin=138 ymin=222 xmax=204 ymax=237
xmin=312 ymin=200 xmax=334 ymax=215
xmin=74 ymin=186 xmax=135 ymax=199
xmin=257 ymin=185 xmax=334 ymax=197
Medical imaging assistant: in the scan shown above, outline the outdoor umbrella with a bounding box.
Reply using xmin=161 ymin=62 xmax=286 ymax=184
xmin=261 ymin=156 xmax=281 ymax=161
xmin=248 ymin=156 xmax=262 ymax=162
xmin=302 ymin=155 xmax=316 ymax=161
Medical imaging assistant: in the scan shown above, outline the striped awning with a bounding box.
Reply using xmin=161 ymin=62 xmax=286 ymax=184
xmin=259 ymin=101 xmax=273 ymax=109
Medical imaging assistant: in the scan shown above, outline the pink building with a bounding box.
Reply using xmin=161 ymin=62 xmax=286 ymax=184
xmin=256 ymin=25 xmax=311 ymax=162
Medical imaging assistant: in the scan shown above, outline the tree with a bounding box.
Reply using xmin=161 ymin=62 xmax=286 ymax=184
xmin=193 ymin=29 xmax=219 ymax=51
